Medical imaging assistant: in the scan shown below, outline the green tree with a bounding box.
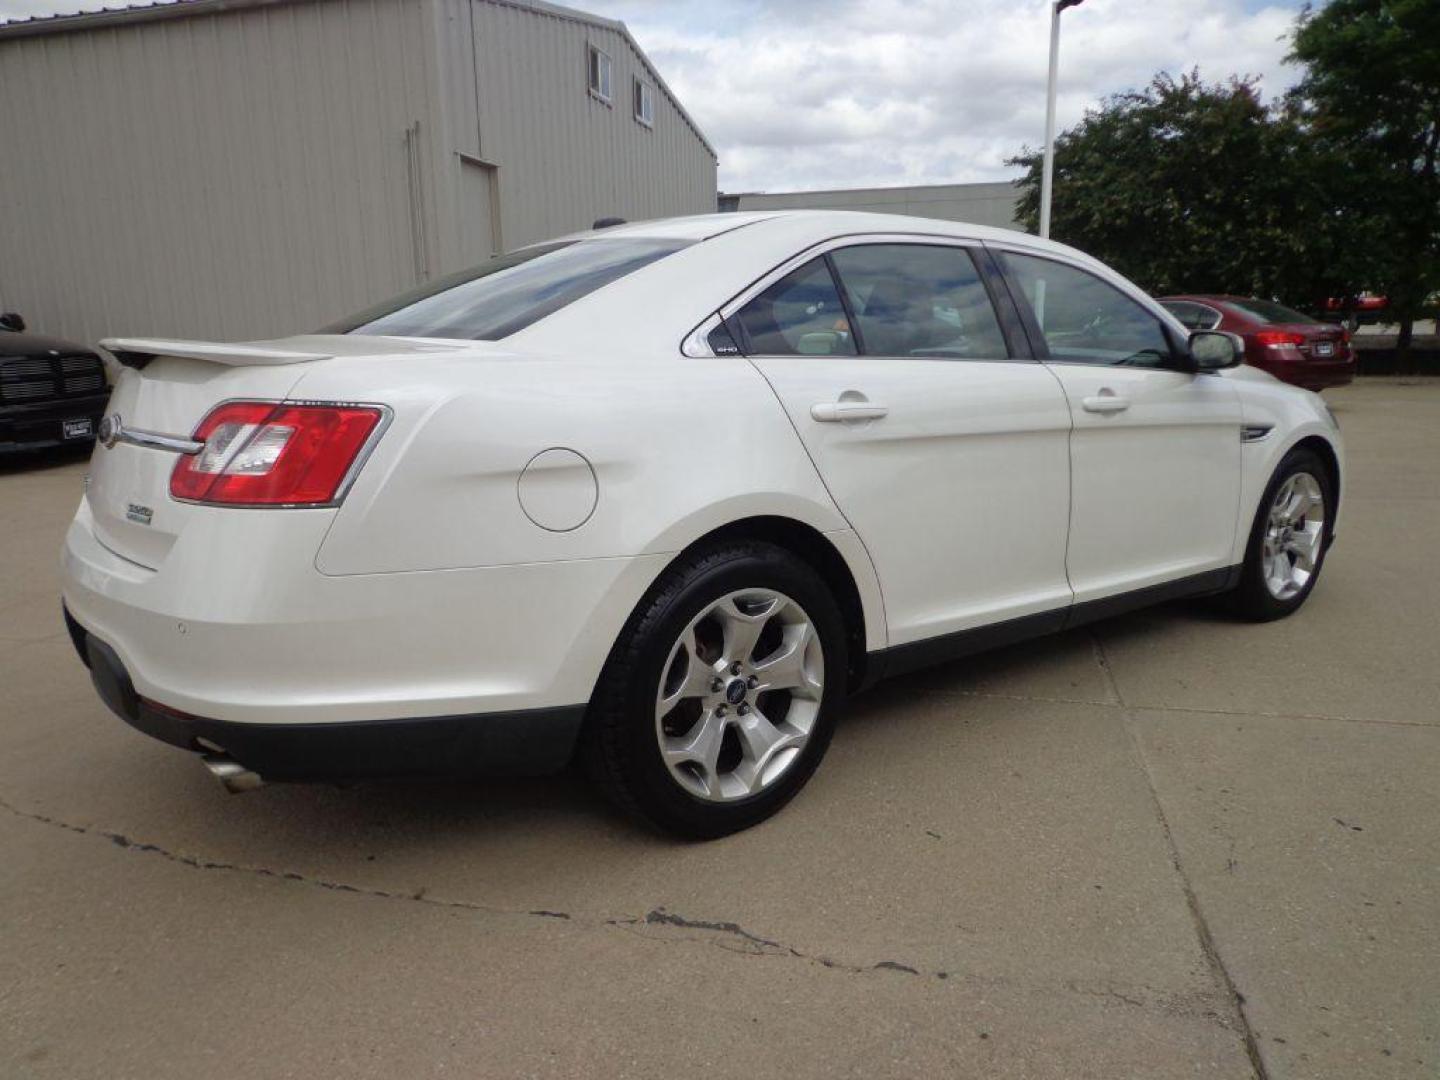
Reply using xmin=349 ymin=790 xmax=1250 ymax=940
xmin=1289 ymin=0 xmax=1440 ymax=359
xmin=1009 ymin=71 xmax=1368 ymax=311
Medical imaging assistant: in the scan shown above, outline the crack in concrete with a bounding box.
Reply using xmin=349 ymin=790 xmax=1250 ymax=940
xmin=1066 ymin=980 xmax=1147 ymax=1009
xmin=614 ymin=912 xmax=964 ymax=982
xmin=2 ymin=790 xmax=979 ymax=989
xmin=604 ymin=911 xmax=866 ymax=971
xmin=613 ymin=908 xmax=1234 ymax=1026
xmin=1093 ymin=635 xmax=1272 ymax=1080
xmin=642 ymin=907 xmax=785 ymax=950
xmin=0 ymin=792 xmax=1244 ymax=1029
xmin=4 ymin=791 xmax=915 ymax=983
xmin=0 ymin=792 xmax=528 ymax=917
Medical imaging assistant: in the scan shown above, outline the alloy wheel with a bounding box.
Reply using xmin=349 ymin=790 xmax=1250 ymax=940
xmin=654 ymin=588 xmax=824 ymax=802
xmin=1262 ymin=471 xmax=1326 ymax=601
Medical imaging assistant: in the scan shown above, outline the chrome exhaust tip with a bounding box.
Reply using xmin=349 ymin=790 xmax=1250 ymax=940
xmin=201 ymin=753 xmax=265 ymax=794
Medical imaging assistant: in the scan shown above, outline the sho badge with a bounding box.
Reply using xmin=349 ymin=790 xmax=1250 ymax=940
xmin=126 ymin=503 xmax=154 ymax=526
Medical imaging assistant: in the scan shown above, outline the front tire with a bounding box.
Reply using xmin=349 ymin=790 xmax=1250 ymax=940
xmin=1228 ymin=447 xmax=1334 ymax=621
xmin=583 ymin=541 xmax=847 ymax=838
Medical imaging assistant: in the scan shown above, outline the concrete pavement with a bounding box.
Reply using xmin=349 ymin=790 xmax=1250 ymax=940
xmin=2 ymin=379 xmax=1436 ymax=1078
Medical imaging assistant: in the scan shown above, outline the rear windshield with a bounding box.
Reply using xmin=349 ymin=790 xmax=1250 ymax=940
xmin=1226 ymin=299 xmax=1315 ymax=325
xmin=329 ymin=238 xmax=693 ymax=341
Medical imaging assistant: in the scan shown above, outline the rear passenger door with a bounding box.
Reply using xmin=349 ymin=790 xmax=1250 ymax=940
xmin=728 ymin=239 xmax=1075 ymax=651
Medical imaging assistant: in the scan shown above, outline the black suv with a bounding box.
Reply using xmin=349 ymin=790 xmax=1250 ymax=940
xmin=1 ymin=313 xmax=110 ymax=452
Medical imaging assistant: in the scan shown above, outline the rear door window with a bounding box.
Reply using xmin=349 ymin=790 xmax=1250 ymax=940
xmin=732 ymin=258 xmax=857 ymax=356
xmin=829 ymin=243 xmax=1008 ymax=359
xmin=332 ymin=239 xmax=692 ymax=341
xmin=1225 ymin=299 xmax=1316 ymax=325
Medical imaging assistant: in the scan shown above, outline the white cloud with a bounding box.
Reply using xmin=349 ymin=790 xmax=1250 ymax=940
xmin=0 ymin=0 xmax=96 ymax=19
xmin=1 ymin=0 xmax=1307 ymax=193
xmin=608 ymin=0 xmax=1305 ymax=192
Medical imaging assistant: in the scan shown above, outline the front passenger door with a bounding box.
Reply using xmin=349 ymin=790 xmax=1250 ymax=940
xmin=995 ymin=249 xmax=1243 ymax=604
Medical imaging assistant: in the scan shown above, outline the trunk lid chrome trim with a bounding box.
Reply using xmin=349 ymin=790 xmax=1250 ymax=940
xmin=100 ymin=414 xmax=203 ymax=455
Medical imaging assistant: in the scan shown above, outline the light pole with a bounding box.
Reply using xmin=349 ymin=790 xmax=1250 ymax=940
xmin=1039 ymin=0 xmax=1085 ymax=239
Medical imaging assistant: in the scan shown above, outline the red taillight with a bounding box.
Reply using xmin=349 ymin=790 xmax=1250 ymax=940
xmin=170 ymin=401 xmax=384 ymax=506
xmin=1255 ymin=330 xmax=1307 ymax=349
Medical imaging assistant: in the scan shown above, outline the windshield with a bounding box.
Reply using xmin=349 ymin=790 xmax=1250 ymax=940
xmin=329 ymin=238 xmax=693 ymax=341
xmin=1226 ymin=299 xmax=1316 ymax=325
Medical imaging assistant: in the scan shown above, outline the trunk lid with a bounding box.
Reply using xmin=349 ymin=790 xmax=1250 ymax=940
xmin=1268 ymin=322 xmax=1351 ymax=361
xmin=85 ymin=335 xmax=462 ymax=568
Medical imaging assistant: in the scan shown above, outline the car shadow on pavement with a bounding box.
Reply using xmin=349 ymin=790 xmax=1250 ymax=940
xmin=844 ymin=598 xmax=1232 ymax=727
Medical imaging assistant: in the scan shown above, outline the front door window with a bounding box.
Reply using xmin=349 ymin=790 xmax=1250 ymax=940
xmin=1002 ymin=252 xmax=1174 ymax=368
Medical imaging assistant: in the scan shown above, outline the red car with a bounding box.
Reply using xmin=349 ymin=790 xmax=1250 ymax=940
xmin=1159 ymin=295 xmax=1355 ymax=390
xmin=1324 ymin=293 xmax=1388 ymax=325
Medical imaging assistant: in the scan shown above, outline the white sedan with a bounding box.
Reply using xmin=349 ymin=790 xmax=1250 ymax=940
xmin=61 ymin=211 xmax=1342 ymax=836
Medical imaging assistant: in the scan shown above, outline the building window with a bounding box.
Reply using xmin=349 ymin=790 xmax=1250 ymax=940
xmin=587 ymin=45 xmax=612 ymax=103
xmin=633 ymin=78 xmax=654 ymax=127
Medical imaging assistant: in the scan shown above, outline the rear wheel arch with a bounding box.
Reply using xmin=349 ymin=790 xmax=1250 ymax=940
xmin=671 ymin=517 xmax=870 ymax=692
xmin=614 ymin=516 xmax=871 ymax=696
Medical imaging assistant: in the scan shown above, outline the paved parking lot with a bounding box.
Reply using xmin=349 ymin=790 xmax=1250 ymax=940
xmin=2 ymin=379 xmax=1436 ymax=1079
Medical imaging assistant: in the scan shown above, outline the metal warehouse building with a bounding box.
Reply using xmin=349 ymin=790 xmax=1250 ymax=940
xmin=720 ymin=182 xmax=1023 ymax=232
xmin=0 ymin=0 xmax=717 ymax=346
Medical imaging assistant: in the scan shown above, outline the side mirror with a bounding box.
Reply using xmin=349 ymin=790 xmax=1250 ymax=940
xmin=0 ymin=312 xmax=25 ymax=333
xmin=1189 ymin=329 xmax=1243 ymax=371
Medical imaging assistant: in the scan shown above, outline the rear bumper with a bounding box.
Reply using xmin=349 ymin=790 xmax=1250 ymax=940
xmin=65 ymin=605 xmax=586 ymax=780
xmin=0 ymin=392 xmax=109 ymax=451
xmin=59 ymin=496 xmax=677 ymax=780
xmin=1250 ymin=356 xmax=1355 ymax=390
xmin=62 ymin=497 xmax=667 ymax=726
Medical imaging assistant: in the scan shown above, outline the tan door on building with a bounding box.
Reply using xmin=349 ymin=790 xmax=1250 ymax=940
xmin=459 ymin=160 xmax=498 ymax=267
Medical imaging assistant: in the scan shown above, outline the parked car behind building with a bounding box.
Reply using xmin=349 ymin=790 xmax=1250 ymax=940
xmin=0 ymin=313 xmax=110 ymax=452
xmin=1159 ymin=295 xmax=1354 ymax=390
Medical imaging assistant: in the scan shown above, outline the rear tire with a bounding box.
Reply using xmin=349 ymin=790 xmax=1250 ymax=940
xmin=583 ymin=541 xmax=847 ymax=839
xmin=1227 ymin=447 xmax=1334 ymax=621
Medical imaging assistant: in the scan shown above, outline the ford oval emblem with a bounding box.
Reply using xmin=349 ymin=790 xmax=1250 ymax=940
xmin=98 ymin=413 xmax=122 ymax=449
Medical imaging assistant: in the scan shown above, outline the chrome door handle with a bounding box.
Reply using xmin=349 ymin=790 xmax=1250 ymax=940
xmin=1081 ymin=393 xmax=1130 ymax=414
xmin=811 ymin=401 xmax=889 ymax=423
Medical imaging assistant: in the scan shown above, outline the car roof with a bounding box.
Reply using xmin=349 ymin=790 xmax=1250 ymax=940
xmin=506 ymin=210 xmax=1138 ymax=357
xmin=551 ymin=209 xmax=1050 ymax=250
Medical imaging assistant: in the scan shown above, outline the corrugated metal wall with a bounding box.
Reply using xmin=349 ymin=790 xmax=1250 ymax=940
xmin=732 ymin=183 xmax=1024 ymax=231
xmin=0 ymin=0 xmax=718 ymax=347
xmin=0 ymin=0 xmax=442 ymax=345
xmin=435 ymin=0 xmax=717 ymax=261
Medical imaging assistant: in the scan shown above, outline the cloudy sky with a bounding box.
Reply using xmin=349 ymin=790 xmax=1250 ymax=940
xmin=2 ymin=0 xmax=1310 ymax=193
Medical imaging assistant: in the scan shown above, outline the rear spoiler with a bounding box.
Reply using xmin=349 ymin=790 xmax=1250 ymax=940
xmin=100 ymin=337 xmax=334 ymax=371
